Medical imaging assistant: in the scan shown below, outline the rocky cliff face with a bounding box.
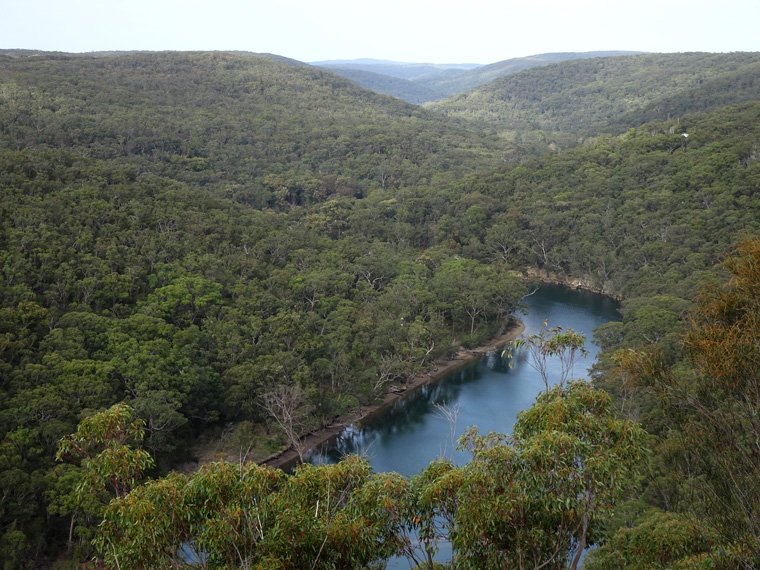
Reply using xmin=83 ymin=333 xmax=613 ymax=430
xmin=520 ymin=267 xmax=623 ymax=301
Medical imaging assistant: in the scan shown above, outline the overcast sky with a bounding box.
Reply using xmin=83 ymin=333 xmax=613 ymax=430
xmin=4 ymin=0 xmax=759 ymax=64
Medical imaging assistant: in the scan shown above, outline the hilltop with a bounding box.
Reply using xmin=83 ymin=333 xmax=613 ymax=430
xmin=0 ymin=50 xmax=502 ymax=206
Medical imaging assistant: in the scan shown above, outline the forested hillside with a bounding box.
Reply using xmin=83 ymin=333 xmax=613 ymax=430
xmin=0 ymin=51 xmax=502 ymax=206
xmin=430 ymin=52 xmax=760 ymax=148
xmin=0 ymin=51 xmax=524 ymax=566
xmin=414 ymin=50 xmax=645 ymax=99
xmin=461 ymin=102 xmax=760 ymax=298
xmin=316 ymin=51 xmax=644 ymax=104
xmin=1 ymin=50 xmax=759 ymax=568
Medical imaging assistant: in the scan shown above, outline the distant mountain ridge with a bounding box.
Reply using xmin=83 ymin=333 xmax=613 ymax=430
xmin=313 ymin=66 xmax=444 ymax=104
xmin=416 ymin=51 xmax=647 ymax=97
xmin=310 ymin=59 xmax=481 ymax=77
xmin=312 ymin=51 xmax=646 ymax=103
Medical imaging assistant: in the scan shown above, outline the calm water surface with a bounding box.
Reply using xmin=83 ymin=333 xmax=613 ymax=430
xmin=306 ymin=285 xmax=620 ymax=568
xmin=308 ymin=284 xmax=620 ymax=474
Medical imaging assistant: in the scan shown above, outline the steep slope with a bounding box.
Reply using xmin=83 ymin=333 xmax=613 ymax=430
xmin=429 ymin=52 xmax=760 ymax=144
xmin=465 ymin=101 xmax=760 ymax=297
xmin=0 ymin=51 xmax=503 ymax=207
xmin=607 ymin=59 xmax=760 ymax=130
xmin=3 ymin=49 xmax=760 ymax=568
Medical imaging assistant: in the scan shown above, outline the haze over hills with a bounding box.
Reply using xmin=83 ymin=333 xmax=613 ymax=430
xmin=306 ymin=66 xmax=445 ymax=105
xmin=2 ymin=48 xmax=760 ymax=568
xmin=310 ymin=59 xmax=481 ymax=77
xmin=416 ymin=50 xmax=647 ymax=97
xmin=313 ymin=51 xmax=646 ymax=103
xmin=312 ymin=59 xmax=482 ymax=103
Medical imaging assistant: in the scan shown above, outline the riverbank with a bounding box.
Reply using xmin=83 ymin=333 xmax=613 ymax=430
xmin=260 ymin=320 xmax=526 ymax=470
xmin=520 ymin=267 xmax=623 ymax=301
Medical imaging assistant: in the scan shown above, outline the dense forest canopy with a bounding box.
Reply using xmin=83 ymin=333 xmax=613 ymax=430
xmin=430 ymin=52 xmax=760 ymax=147
xmin=0 ymin=49 xmax=759 ymax=568
xmin=310 ymin=66 xmax=444 ymax=105
xmin=0 ymin=50 xmax=504 ymax=207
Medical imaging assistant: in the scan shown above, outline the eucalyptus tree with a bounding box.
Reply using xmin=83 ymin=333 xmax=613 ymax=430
xmin=95 ymin=455 xmax=408 ymax=569
xmin=616 ymin=236 xmax=760 ymax=569
xmin=455 ymin=381 xmax=648 ymax=570
xmin=505 ymin=322 xmax=589 ymax=392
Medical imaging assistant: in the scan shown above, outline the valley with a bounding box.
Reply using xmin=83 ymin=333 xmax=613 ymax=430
xmin=1 ymin=48 xmax=759 ymax=569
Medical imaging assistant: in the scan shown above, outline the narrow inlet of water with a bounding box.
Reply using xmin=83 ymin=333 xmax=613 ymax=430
xmin=308 ymin=284 xmax=621 ymax=475
xmin=306 ymin=285 xmax=620 ymax=568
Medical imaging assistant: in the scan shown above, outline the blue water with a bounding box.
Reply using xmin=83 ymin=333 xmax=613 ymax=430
xmin=308 ymin=285 xmax=620 ymax=473
xmin=306 ymin=284 xmax=620 ymax=567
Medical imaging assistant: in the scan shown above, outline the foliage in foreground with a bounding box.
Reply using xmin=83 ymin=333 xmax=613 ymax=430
xmin=584 ymin=509 xmax=718 ymax=570
xmin=596 ymin=236 xmax=760 ymax=570
xmin=90 ymin=381 xmax=647 ymax=569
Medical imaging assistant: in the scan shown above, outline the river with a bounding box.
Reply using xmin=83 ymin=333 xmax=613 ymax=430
xmin=308 ymin=284 xmax=620 ymax=473
xmin=306 ymin=284 xmax=620 ymax=567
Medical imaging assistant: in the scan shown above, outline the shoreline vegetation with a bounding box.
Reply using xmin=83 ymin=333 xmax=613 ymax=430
xmin=256 ymin=273 xmax=612 ymax=471
xmin=260 ymin=320 xmax=526 ymax=470
xmin=187 ymin=276 xmax=611 ymax=473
